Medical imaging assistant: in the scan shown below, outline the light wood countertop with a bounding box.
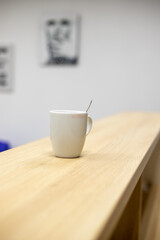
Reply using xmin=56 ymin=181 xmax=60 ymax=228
xmin=0 ymin=112 xmax=160 ymax=240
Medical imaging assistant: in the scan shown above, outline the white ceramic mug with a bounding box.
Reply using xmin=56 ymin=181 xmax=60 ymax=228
xmin=50 ymin=110 xmax=92 ymax=158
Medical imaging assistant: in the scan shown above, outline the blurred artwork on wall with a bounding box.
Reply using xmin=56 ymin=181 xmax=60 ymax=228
xmin=0 ymin=45 xmax=13 ymax=91
xmin=40 ymin=14 xmax=80 ymax=65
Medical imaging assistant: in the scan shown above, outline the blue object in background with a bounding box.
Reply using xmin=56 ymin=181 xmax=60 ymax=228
xmin=0 ymin=141 xmax=10 ymax=152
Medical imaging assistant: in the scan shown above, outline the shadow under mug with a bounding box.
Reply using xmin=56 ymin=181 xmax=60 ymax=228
xmin=50 ymin=110 xmax=92 ymax=158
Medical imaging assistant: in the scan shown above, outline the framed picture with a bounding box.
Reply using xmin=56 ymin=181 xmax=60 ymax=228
xmin=40 ymin=14 xmax=80 ymax=65
xmin=0 ymin=45 xmax=13 ymax=91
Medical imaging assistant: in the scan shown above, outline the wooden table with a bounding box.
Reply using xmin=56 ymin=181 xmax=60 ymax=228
xmin=0 ymin=112 xmax=160 ymax=240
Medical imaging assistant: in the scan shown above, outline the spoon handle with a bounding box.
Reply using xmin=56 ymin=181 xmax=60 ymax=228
xmin=86 ymin=100 xmax=93 ymax=112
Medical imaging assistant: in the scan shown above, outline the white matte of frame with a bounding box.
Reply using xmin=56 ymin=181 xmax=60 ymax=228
xmin=0 ymin=45 xmax=13 ymax=91
xmin=40 ymin=13 xmax=80 ymax=65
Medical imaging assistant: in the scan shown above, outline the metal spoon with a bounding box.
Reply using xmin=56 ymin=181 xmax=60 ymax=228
xmin=86 ymin=100 xmax=93 ymax=112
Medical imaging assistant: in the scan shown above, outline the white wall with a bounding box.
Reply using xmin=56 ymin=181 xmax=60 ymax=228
xmin=0 ymin=0 xmax=160 ymax=147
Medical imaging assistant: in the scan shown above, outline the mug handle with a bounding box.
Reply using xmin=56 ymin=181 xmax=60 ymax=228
xmin=86 ymin=116 xmax=93 ymax=135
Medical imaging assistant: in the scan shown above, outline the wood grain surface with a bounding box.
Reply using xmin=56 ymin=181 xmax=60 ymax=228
xmin=0 ymin=112 xmax=160 ymax=240
xmin=110 ymin=178 xmax=142 ymax=240
xmin=140 ymin=185 xmax=160 ymax=240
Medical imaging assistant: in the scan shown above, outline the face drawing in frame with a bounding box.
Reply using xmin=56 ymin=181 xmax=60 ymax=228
xmin=41 ymin=14 xmax=79 ymax=65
